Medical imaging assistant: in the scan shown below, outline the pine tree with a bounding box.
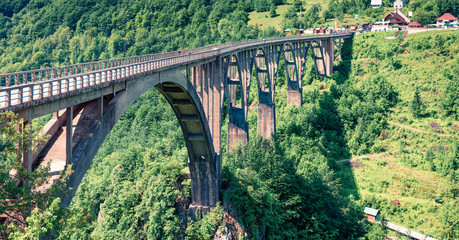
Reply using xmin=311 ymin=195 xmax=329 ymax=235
xmin=269 ymin=5 xmax=277 ymax=17
xmin=411 ymin=87 xmax=423 ymax=117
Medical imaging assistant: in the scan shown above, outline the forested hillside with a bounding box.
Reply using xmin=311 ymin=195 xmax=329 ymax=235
xmin=0 ymin=0 xmax=282 ymax=74
xmin=0 ymin=0 xmax=458 ymax=239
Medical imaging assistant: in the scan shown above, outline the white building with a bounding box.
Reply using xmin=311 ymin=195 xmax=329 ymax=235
xmin=371 ymin=0 xmax=382 ymax=8
xmin=394 ymin=0 xmax=405 ymax=9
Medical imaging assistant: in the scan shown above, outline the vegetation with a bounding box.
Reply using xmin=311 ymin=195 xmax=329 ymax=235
xmin=0 ymin=112 xmax=72 ymax=239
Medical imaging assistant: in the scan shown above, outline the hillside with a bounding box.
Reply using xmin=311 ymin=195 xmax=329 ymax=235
xmin=332 ymin=30 xmax=459 ymax=237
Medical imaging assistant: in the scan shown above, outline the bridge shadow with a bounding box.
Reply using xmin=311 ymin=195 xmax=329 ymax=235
xmin=328 ymin=38 xmax=360 ymax=200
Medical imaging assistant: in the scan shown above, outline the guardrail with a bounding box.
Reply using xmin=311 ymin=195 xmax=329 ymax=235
xmin=0 ymin=34 xmax=352 ymax=111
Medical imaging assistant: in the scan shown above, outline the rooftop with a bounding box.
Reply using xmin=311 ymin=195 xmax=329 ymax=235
xmin=364 ymin=207 xmax=379 ymax=216
xmin=437 ymin=13 xmax=458 ymax=21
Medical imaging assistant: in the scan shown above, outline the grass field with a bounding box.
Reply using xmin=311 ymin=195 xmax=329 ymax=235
xmin=334 ymin=30 xmax=459 ymax=237
xmin=247 ymin=0 xmax=330 ymax=30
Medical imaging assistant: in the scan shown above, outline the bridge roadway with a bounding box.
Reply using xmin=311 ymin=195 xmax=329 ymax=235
xmin=0 ymin=33 xmax=352 ymax=209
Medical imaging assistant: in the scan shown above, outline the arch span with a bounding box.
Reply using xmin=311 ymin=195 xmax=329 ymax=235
xmin=63 ymin=68 xmax=219 ymax=207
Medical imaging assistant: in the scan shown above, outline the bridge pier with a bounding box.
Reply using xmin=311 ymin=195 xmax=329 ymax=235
xmin=323 ymin=39 xmax=334 ymax=77
xmin=255 ymin=45 xmax=282 ymax=138
xmin=226 ymin=51 xmax=253 ymax=150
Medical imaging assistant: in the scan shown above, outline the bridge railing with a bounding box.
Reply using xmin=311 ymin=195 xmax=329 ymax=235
xmin=0 ymin=39 xmax=258 ymax=88
xmin=0 ymin=46 xmax=222 ymax=110
xmin=0 ymin=34 xmax=352 ymax=111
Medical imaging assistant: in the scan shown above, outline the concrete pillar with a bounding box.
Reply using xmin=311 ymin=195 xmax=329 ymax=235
xmin=66 ymin=107 xmax=73 ymax=165
xmin=314 ymin=41 xmax=326 ymax=76
xmin=323 ymin=38 xmax=334 ymax=77
xmin=226 ymin=54 xmax=250 ymax=150
xmin=255 ymin=46 xmax=280 ymax=139
xmin=97 ymin=96 xmax=104 ymax=119
xmin=285 ymin=43 xmax=302 ymax=106
xmin=257 ymin=92 xmax=276 ymax=138
xmin=188 ymin=155 xmax=219 ymax=207
xmin=20 ymin=121 xmax=33 ymax=172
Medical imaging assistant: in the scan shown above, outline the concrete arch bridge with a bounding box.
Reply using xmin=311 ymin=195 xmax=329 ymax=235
xmin=0 ymin=34 xmax=352 ymax=208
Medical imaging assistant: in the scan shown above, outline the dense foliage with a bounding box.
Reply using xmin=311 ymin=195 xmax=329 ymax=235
xmin=0 ymin=112 xmax=71 ymax=239
xmin=0 ymin=0 xmax=284 ymax=74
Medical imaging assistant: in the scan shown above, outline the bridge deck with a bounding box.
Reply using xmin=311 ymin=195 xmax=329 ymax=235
xmin=0 ymin=34 xmax=351 ymax=117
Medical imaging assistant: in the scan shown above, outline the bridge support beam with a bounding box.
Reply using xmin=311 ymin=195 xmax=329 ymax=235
xmin=66 ymin=107 xmax=73 ymax=165
xmin=20 ymin=121 xmax=33 ymax=172
xmin=226 ymin=51 xmax=253 ymax=150
xmin=323 ymin=38 xmax=334 ymax=77
xmin=255 ymin=45 xmax=281 ymax=138
xmin=285 ymin=42 xmax=308 ymax=106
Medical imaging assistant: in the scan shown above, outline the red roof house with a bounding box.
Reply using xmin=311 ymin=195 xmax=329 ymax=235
xmin=384 ymin=12 xmax=409 ymax=25
xmin=436 ymin=13 xmax=458 ymax=25
xmin=408 ymin=21 xmax=423 ymax=28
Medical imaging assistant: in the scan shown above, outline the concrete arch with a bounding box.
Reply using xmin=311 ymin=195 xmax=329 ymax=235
xmin=63 ymin=68 xmax=219 ymax=207
xmin=254 ymin=47 xmax=271 ymax=93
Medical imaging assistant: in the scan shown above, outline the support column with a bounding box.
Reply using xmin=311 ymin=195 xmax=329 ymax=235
xmin=20 ymin=121 xmax=33 ymax=172
xmin=255 ymin=45 xmax=281 ymax=139
xmin=257 ymin=92 xmax=276 ymax=138
xmin=226 ymin=53 xmax=250 ymax=150
xmin=97 ymin=96 xmax=104 ymax=119
xmin=323 ymin=38 xmax=334 ymax=76
xmin=284 ymin=42 xmax=302 ymax=106
xmin=311 ymin=41 xmax=327 ymax=76
xmin=66 ymin=107 xmax=73 ymax=165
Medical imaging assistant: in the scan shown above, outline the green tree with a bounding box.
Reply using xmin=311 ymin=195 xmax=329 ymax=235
xmin=293 ymin=0 xmax=303 ymax=12
xmin=0 ymin=112 xmax=72 ymax=239
xmin=411 ymin=86 xmax=423 ymax=117
xmin=269 ymin=4 xmax=278 ymax=17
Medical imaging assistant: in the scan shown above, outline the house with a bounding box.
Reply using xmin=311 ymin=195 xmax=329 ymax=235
xmin=371 ymin=22 xmax=389 ymax=32
xmin=394 ymin=0 xmax=405 ymax=9
xmin=371 ymin=0 xmax=382 ymax=8
xmin=349 ymin=25 xmax=357 ymax=32
xmin=296 ymin=29 xmax=304 ymax=34
xmin=325 ymin=27 xmax=334 ymax=34
xmin=408 ymin=21 xmax=423 ymax=29
xmin=283 ymin=29 xmax=291 ymax=34
xmin=364 ymin=207 xmax=382 ymax=222
xmin=436 ymin=13 xmax=458 ymax=25
xmin=384 ymin=10 xmax=410 ymax=27
xmin=313 ymin=27 xmax=324 ymax=34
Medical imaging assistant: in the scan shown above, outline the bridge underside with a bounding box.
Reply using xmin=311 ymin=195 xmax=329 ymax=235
xmin=25 ymin=68 xmax=221 ymax=207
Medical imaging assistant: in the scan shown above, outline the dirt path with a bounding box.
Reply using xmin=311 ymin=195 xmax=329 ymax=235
xmin=336 ymin=151 xmax=395 ymax=163
xmin=387 ymin=121 xmax=451 ymax=138
xmin=386 ymin=221 xmax=437 ymax=240
xmin=335 ymin=147 xmax=410 ymax=163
